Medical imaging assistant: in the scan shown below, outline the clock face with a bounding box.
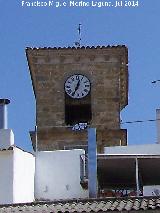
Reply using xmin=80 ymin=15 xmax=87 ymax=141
xmin=65 ymin=74 xmax=91 ymax=99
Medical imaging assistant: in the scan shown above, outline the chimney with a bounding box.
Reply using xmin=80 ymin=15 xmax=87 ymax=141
xmin=156 ymin=109 xmax=160 ymax=144
xmin=0 ymin=99 xmax=14 ymax=149
xmin=0 ymin=99 xmax=10 ymax=129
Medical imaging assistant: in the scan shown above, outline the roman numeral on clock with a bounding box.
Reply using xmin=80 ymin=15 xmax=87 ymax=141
xmin=84 ymin=89 xmax=88 ymax=93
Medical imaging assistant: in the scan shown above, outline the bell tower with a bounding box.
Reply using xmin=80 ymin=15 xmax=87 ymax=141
xmin=26 ymin=46 xmax=128 ymax=153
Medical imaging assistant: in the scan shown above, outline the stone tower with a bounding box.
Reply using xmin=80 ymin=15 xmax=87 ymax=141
xmin=26 ymin=46 xmax=128 ymax=153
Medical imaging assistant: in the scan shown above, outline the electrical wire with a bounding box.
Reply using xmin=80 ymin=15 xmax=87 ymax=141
xmin=121 ymin=118 xmax=160 ymax=125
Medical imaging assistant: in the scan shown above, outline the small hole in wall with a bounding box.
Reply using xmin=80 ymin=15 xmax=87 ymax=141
xmin=66 ymin=184 xmax=70 ymax=190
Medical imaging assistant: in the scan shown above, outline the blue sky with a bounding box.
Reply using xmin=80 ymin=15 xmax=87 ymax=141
xmin=1 ymin=0 xmax=160 ymax=151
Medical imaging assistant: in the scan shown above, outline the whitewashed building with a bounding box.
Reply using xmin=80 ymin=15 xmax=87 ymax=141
xmin=0 ymin=129 xmax=35 ymax=204
xmin=0 ymin=99 xmax=35 ymax=204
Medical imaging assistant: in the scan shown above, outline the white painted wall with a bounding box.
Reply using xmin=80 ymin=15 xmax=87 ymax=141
xmin=13 ymin=148 xmax=35 ymax=203
xmin=0 ymin=147 xmax=35 ymax=204
xmin=0 ymin=150 xmax=14 ymax=204
xmin=0 ymin=129 xmax=14 ymax=149
xmin=35 ymin=149 xmax=88 ymax=201
xmin=143 ymin=185 xmax=160 ymax=196
xmin=104 ymin=144 xmax=160 ymax=155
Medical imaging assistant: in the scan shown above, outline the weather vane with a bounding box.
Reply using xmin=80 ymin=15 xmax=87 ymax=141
xmin=75 ymin=23 xmax=82 ymax=47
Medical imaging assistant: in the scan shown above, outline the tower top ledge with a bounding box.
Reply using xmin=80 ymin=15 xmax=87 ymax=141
xmin=26 ymin=45 xmax=127 ymax=50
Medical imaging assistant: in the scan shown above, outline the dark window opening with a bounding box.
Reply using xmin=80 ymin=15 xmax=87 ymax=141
xmin=65 ymin=104 xmax=92 ymax=125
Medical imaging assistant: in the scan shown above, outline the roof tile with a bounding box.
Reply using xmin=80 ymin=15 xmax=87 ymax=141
xmin=132 ymin=199 xmax=141 ymax=210
xmin=139 ymin=199 xmax=148 ymax=210
xmin=124 ymin=199 xmax=134 ymax=211
xmin=102 ymin=200 xmax=113 ymax=211
xmin=117 ymin=200 xmax=127 ymax=211
xmin=2 ymin=197 xmax=160 ymax=212
xmin=110 ymin=200 xmax=120 ymax=211
xmin=148 ymin=199 xmax=156 ymax=209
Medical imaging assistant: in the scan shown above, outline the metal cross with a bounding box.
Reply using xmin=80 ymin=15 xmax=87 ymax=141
xmin=75 ymin=23 xmax=82 ymax=47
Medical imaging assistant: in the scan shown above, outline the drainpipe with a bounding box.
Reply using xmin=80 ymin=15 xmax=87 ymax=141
xmin=156 ymin=109 xmax=160 ymax=144
xmin=88 ymin=128 xmax=97 ymax=198
xmin=135 ymin=157 xmax=140 ymax=196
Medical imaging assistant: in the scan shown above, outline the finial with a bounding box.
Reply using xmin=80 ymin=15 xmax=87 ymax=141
xmin=75 ymin=23 xmax=82 ymax=47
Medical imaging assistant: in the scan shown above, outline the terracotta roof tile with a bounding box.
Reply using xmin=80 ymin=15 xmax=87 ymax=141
xmin=155 ymin=198 xmax=160 ymax=208
xmin=117 ymin=200 xmax=126 ymax=211
xmin=1 ymin=197 xmax=160 ymax=212
xmin=132 ymin=199 xmax=141 ymax=210
xmin=139 ymin=199 xmax=147 ymax=210
xmin=102 ymin=200 xmax=112 ymax=211
xmin=148 ymin=199 xmax=156 ymax=209
xmin=110 ymin=200 xmax=119 ymax=210
xmin=124 ymin=199 xmax=134 ymax=211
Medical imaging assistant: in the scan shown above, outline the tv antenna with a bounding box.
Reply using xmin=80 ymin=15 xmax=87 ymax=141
xmin=75 ymin=23 xmax=82 ymax=47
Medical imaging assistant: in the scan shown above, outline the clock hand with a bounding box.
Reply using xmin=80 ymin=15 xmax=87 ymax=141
xmin=75 ymin=79 xmax=80 ymax=91
xmin=72 ymin=80 xmax=80 ymax=96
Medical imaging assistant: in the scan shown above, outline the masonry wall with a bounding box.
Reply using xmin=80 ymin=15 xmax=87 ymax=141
xmin=35 ymin=149 xmax=88 ymax=200
xmin=35 ymin=58 xmax=121 ymax=129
